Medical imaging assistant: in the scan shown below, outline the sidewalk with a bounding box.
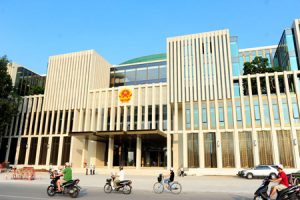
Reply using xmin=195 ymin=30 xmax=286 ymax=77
xmin=0 ymin=171 xmax=262 ymax=195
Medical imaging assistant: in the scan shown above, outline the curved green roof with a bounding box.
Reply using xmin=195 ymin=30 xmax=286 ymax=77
xmin=120 ymin=53 xmax=166 ymax=65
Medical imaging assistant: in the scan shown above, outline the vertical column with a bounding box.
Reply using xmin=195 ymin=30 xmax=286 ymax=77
xmin=216 ymin=131 xmax=222 ymax=168
xmin=291 ymin=128 xmax=300 ymax=168
xmin=57 ymin=135 xmax=64 ymax=166
xmin=270 ymin=129 xmax=280 ymax=165
xmin=5 ymin=138 xmax=11 ymax=162
xmin=167 ymin=133 xmax=172 ymax=169
xmin=14 ymin=138 xmax=21 ymax=164
xmin=46 ymin=136 xmax=53 ymax=165
xmin=233 ymin=130 xmax=241 ymax=168
xmin=107 ymin=136 xmax=114 ymax=169
xmin=252 ymin=131 xmax=260 ymax=166
xmin=34 ymin=137 xmax=42 ymax=165
xmin=136 ymin=135 xmax=142 ymax=169
xmin=24 ymin=137 xmax=31 ymax=165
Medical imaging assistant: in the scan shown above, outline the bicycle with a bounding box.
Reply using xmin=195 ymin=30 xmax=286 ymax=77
xmin=153 ymin=174 xmax=182 ymax=194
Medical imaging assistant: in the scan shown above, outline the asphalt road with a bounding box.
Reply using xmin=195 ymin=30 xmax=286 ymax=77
xmin=0 ymin=182 xmax=253 ymax=200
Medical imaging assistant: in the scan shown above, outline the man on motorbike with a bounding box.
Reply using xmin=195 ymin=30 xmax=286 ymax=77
xmin=269 ymin=164 xmax=289 ymax=198
xmin=57 ymin=162 xmax=73 ymax=192
xmin=113 ymin=166 xmax=125 ymax=188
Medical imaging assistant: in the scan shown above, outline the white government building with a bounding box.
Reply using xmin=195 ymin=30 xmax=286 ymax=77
xmin=1 ymin=19 xmax=300 ymax=173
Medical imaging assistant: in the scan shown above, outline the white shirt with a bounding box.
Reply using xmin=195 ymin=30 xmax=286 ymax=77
xmin=118 ymin=170 xmax=125 ymax=181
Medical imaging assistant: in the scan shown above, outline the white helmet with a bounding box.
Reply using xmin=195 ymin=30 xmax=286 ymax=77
xmin=170 ymin=167 xmax=174 ymax=171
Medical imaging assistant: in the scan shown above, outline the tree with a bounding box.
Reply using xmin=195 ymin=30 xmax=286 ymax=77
xmin=28 ymin=85 xmax=44 ymax=95
xmin=0 ymin=56 xmax=20 ymax=134
xmin=243 ymin=56 xmax=282 ymax=95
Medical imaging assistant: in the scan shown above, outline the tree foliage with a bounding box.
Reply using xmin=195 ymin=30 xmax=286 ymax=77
xmin=28 ymin=85 xmax=44 ymax=95
xmin=0 ymin=56 xmax=20 ymax=133
xmin=243 ymin=56 xmax=283 ymax=95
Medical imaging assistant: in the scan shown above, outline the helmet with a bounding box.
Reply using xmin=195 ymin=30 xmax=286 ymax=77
xmin=170 ymin=167 xmax=174 ymax=171
xmin=277 ymin=164 xmax=283 ymax=170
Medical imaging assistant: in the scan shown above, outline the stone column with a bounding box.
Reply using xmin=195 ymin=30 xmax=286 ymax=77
xmin=136 ymin=135 xmax=142 ymax=169
xmin=167 ymin=133 xmax=172 ymax=169
xmin=107 ymin=136 xmax=114 ymax=169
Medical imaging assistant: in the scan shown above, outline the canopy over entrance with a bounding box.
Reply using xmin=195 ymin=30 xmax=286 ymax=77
xmin=70 ymin=129 xmax=167 ymax=138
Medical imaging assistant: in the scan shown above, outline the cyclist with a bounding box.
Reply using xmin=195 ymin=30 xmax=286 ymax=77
xmin=164 ymin=167 xmax=175 ymax=188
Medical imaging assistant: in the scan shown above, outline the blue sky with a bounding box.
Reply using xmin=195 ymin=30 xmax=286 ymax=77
xmin=1 ymin=0 xmax=300 ymax=74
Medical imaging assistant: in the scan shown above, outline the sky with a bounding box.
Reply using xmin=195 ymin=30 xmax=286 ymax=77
xmin=1 ymin=0 xmax=300 ymax=74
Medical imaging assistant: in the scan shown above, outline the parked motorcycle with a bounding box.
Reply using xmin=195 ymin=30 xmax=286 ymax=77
xmin=254 ymin=176 xmax=300 ymax=200
xmin=104 ymin=175 xmax=132 ymax=194
xmin=47 ymin=175 xmax=81 ymax=198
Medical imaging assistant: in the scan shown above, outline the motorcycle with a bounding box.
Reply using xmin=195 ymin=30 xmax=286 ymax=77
xmin=47 ymin=174 xmax=81 ymax=198
xmin=104 ymin=175 xmax=132 ymax=194
xmin=254 ymin=175 xmax=300 ymax=200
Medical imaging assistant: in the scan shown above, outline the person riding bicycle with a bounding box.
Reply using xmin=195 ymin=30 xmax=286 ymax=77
xmin=113 ymin=166 xmax=125 ymax=188
xmin=164 ymin=167 xmax=175 ymax=187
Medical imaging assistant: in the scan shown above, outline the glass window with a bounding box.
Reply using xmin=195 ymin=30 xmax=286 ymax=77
xmin=125 ymin=69 xmax=136 ymax=83
xmin=245 ymin=100 xmax=251 ymax=127
xmin=282 ymin=99 xmax=290 ymax=124
xmin=219 ymin=107 xmax=224 ymax=122
xmin=148 ymin=66 xmax=159 ymax=80
xmin=210 ymin=104 xmax=216 ymax=129
xmin=194 ymin=104 xmax=199 ymax=129
xmin=263 ymin=100 xmax=270 ymax=126
xmin=234 ymin=81 xmax=240 ymax=97
xmin=227 ymin=102 xmax=233 ymax=128
xmin=236 ymin=106 xmax=242 ymax=121
xmin=159 ymin=65 xmax=167 ymax=79
xmin=136 ymin=67 xmax=147 ymax=82
xmin=202 ymin=108 xmax=207 ymax=123
xmin=272 ymin=100 xmax=280 ymax=125
xmin=188 ymin=133 xmax=199 ymax=168
xmin=293 ymin=102 xmax=299 ymax=119
xmin=186 ymin=107 xmax=191 ymax=129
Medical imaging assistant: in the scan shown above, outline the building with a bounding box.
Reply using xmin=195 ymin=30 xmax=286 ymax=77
xmin=7 ymin=62 xmax=46 ymax=96
xmin=1 ymin=19 xmax=300 ymax=172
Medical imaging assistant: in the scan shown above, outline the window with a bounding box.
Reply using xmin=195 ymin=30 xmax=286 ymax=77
xmin=125 ymin=69 xmax=136 ymax=83
xmin=136 ymin=67 xmax=147 ymax=82
xmin=148 ymin=66 xmax=159 ymax=80
xmin=202 ymin=108 xmax=207 ymax=123
xmin=194 ymin=104 xmax=199 ymax=129
xmin=159 ymin=65 xmax=167 ymax=80
xmin=186 ymin=107 xmax=191 ymax=129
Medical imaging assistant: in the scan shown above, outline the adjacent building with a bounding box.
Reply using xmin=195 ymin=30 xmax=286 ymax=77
xmin=1 ymin=19 xmax=300 ymax=172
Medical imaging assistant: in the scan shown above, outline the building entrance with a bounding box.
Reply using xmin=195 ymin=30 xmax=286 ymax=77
xmin=113 ymin=135 xmax=136 ymax=166
xmin=111 ymin=133 xmax=166 ymax=167
xmin=142 ymin=135 xmax=166 ymax=167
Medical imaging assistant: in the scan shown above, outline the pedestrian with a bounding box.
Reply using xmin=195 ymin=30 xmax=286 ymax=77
xmin=92 ymin=165 xmax=95 ymax=175
xmin=180 ymin=167 xmax=185 ymax=177
xmin=90 ymin=164 xmax=93 ymax=175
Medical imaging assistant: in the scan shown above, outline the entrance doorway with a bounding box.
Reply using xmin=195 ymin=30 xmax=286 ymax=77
xmin=142 ymin=134 xmax=166 ymax=167
xmin=110 ymin=133 xmax=167 ymax=167
xmin=113 ymin=135 xmax=136 ymax=166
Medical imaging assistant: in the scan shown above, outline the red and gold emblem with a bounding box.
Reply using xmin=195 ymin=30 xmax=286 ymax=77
xmin=119 ymin=88 xmax=132 ymax=103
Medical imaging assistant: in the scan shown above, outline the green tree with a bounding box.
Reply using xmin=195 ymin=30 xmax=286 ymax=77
xmin=28 ymin=85 xmax=44 ymax=95
xmin=0 ymin=56 xmax=20 ymax=133
xmin=243 ymin=56 xmax=282 ymax=95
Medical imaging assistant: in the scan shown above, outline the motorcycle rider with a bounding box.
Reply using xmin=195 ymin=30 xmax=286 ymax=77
xmin=57 ymin=162 xmax=73 ymax=192
xmin=113 ymin=166 xmax=125 ymax=188
xmin=269 ymin=164 xmax=289 ymax=199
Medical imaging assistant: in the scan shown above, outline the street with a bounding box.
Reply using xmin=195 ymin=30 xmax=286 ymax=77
xmin=0 ymin=182 xmax=252 ymax=200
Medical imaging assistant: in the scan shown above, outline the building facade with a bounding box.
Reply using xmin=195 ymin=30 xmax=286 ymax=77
xmin=1 ymin=19 xmax=300 ymax=171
